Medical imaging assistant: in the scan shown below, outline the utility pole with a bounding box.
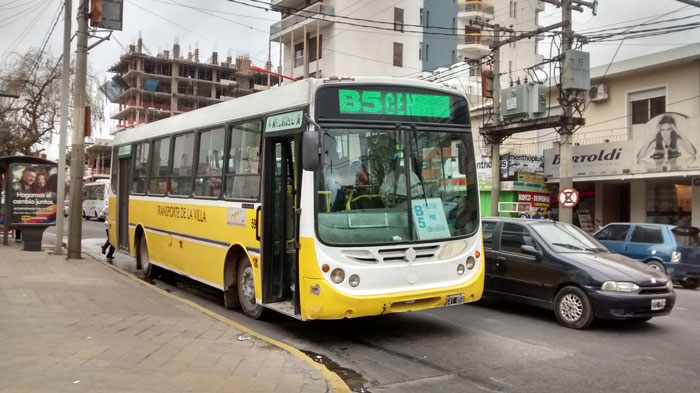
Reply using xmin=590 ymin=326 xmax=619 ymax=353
xmin=55 ymin=0 xmax=72 ymax=255
xmin=67 ymin=0 xmax=88 ymax=259
xmin=558 ymin=0 xmax=575 ymax=224
xmin=489 ymin=25 xmax=502 ymax=217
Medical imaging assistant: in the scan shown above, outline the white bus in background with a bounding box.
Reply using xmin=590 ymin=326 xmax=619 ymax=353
xmin=82 ymin=179 xmax=109 ymax=221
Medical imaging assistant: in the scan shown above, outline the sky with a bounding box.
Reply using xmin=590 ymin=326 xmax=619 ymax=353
xmin=1 ymin=0 xmax=699 ymax=159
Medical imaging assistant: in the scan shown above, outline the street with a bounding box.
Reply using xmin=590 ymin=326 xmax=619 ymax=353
xmin=76 ymin=229 xmax=700 ymax=393
xmin=45 ymin=215 xmax=106 ymax=242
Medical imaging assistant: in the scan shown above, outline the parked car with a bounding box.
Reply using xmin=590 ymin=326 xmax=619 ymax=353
xmin=482 ymin=218 xmax=675 ymax=329
xmin=593 ymin=223 xmax=700 ymax=289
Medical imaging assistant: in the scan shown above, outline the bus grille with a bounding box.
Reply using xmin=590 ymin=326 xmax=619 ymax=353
xmin=341 ymin=245 xmax=440 ymax=264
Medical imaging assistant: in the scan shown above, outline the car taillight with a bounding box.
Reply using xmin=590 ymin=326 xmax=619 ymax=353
xmin=671 ymin=251 xmax=681 ymax=263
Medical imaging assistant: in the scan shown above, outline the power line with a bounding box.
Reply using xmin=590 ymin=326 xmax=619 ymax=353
xmin=27 ymin=1 xmax=64 ymax=80
xmin=1 ymin=0 xmax=53 ymax=63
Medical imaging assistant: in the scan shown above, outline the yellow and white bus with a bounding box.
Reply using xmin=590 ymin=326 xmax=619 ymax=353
xmin=108 ymin=77 xmax=483 ymax=320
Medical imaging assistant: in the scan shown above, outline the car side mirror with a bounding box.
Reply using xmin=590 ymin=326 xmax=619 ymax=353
xmin=302 ymin=131 xmax=322 ymax=172
xmin=521 ymin=245 xmax=541 ymax=258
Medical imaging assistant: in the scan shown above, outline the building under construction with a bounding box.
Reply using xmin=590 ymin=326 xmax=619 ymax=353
xmin=107 ymin=39 xmax=278 ymax=132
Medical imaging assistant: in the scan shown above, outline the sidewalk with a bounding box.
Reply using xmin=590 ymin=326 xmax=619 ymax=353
xmin=0 ymin=243 xmax=345 ymax=393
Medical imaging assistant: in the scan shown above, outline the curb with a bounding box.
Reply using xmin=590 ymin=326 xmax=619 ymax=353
xmin=81 ymin=249 xmax=351 ymax=393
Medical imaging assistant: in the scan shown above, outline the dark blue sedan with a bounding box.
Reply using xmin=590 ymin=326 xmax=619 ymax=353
xmin=593 ymin=223 xmax=700 ymax=289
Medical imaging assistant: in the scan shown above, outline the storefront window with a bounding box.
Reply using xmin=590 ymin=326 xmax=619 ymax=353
xmin=646 ymin=181 xmax=691 ymax=226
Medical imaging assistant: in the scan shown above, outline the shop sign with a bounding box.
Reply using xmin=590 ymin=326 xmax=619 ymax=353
xmin=544 ymin=140 xmax=632 ymax=178
xmin=503 ymin=153 xmax=544 ymax=177
xmin=518 ymin=192 xmax=551 ymax=208
xmin=632 ymin=113 xmax=700 ymax=173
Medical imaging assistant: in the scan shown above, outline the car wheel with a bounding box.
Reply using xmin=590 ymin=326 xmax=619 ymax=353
xmin=554 ymin=286 xmax=595 ymax=329
xmin=237 ymin=257 xmax=264 ymax=319
xmin=646 ymin=260 xmax=666 ymax=275
xmin=679 ymin=278 xmax=700 ymax=289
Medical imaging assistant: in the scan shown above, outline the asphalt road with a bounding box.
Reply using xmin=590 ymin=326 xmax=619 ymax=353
xmin=83 ymin=241 xmax=700 ymax=393
xmin=45 ymin=215 xmax=106 ymax=240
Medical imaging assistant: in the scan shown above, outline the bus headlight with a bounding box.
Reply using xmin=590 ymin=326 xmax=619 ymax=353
xmin=330 ymin=268 xmax=345 ymax=284
xmin=457 ymin=264 xmax=465 ymax=275
xmin=465 ymin=256 xmax=476 ymax=270
xmin=439 ymin=240 xmax=467 ymax=260
xmin=349 ymin=274 xmax=361 ymax=287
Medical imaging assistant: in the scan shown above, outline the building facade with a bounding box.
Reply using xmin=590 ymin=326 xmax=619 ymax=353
xmin=108 ymin=39 xmax=276 ymax=133
xmin=269 ymin=0 xmax=545 ymax=81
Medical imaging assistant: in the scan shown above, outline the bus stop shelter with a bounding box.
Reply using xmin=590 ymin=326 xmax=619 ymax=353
xmin=0 ymin=156 xmax=58 ymax=250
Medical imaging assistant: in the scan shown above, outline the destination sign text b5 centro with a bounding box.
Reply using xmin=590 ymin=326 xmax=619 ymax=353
xmin=338 ymin=89 xmax=451 ymax=118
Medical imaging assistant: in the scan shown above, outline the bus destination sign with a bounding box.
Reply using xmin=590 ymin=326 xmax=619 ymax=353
xmin=338 ymin=89 xmax=450 ymax=118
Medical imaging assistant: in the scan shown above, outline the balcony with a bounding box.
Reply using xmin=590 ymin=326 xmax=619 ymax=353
xmin=457 ymin=1 xmax=495 ymax=22
xmin=270 ymin=2 xmax=334 ymax=43
xmin=457 ymin=33 xmax=493 ymax=59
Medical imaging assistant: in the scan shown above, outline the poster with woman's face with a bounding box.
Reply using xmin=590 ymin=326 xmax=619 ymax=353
xmin=9 ymin=163 xmax=58 ymax=225
xmin=633 ymin=113 xmax=700 ymax=173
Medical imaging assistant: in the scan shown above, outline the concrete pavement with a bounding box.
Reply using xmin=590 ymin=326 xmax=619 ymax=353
xmin=0 ymin=243 xmax=348 ymax=393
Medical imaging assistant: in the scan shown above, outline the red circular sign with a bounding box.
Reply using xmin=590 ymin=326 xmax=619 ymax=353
xmin=558 ymin=188 xmax=579 ymax=208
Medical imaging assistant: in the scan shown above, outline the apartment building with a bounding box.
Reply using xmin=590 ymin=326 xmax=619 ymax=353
xmin=108 ymin=39 xmax=277 ymax=133
xmin=269 ymin=0 xmax=545 ymax=82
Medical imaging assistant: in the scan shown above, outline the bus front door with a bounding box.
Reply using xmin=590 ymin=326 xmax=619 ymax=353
xmin=117 ymin=157 xmax=130 ymax=251
xmin=261 ymin=136 xmax=300 ymax=315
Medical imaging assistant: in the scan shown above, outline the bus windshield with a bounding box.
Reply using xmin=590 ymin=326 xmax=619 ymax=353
xmin=315 ymin=128 xmax=479 ymax=245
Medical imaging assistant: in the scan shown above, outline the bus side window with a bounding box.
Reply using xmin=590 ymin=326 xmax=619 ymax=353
xmin=148 ymin=136 xmax=171 ymax=195
xmin=131 ymin=142 xmax=150 ymax=194
xmin=194 ymin=127 xmax=225 ymax=198
xmin=170 ymin=133 xmax=194 ymax=196
xmin=225 ymin=120 xmax=262 ymax=200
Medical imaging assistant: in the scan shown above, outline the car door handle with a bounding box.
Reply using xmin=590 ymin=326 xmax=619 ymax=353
xmin=496 ymin=256 xmax=506 ymax=262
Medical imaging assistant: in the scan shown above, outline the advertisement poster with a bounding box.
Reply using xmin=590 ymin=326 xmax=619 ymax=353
xmin=632 ymin=113 xmax=700 ymax=173
xmin=10 ymin=163 xmax=58 ymax=225
xmin=544 ymin=140 xmax=632 ymax=178
xmin=503 ymin=153 xmax=544 ymax=177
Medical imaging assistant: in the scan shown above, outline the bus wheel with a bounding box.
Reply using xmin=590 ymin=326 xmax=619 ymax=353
xmin=137 ymin=234 xmax=156 ymax=279
xmin=237 ymin=258 xmax=264 ymax=319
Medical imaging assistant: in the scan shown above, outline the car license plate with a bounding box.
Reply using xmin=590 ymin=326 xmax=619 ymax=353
xmin=445 ymin=294 xmax=465 ymax=306
xmin=651 ymin=298 xmax=666 ymax=311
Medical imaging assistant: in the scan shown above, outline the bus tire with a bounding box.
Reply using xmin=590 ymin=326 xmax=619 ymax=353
xmin=136 ymin=233 xmax=156 ymax=279
xmin=237 ymin=257 xmax=264 ymax=319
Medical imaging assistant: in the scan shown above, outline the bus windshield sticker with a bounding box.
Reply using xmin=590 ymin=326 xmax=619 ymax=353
xmin=338 ymin=89 xmax=451 ymax=118
xmin=265 ymin=110 xmax=304 ymax=133
xmin=411 ymin=198 xmax=451 ymax=240
xmin=226 ymin=207 xmax=247 ymax=228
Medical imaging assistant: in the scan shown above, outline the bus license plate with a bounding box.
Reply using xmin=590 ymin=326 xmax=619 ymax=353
xmin=445 ymin=294 xmax=465 ymax=306
xmin=651 ymin=298 xmax=666 ymax=311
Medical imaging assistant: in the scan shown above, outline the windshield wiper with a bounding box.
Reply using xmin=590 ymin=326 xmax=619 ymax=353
xmin=551 ymin=242 xmax=585 ymax=251
xmin=410 ymin=124 xmax=428 ymax=205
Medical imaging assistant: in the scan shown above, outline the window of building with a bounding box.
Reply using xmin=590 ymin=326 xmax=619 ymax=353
xmin=426 ymin=10 xmax=430 ymax=27
xmin=148 ymin=137 xmax=170 ymax=195
xmin=393 ymin=42 xmax=403 ymax=67
xmin=194 ymin=127 xmax=225 ymax=198
xmin=418 ymin=41 xmax=422 ymax=60
xmin=500 ymin=223 xmax=534 ymax=254
xmin=632 ymin=96 xmax=666 ymax=125
xmin=595 ymin=224 xmax=630 ymax=241
xmin=294 ymin=43 xmax=304 ymax=67
xmin=307 ymin=35 xmax=323 ymax=62
xmin=394 ymin=7 xmax=404 ymax=32
xmin=170 ymin=133 xmax=194 ymax=196
xmin=225 ymin=120 xmax=262 ymax=200
xmin=425 ymin=44 xmax=429 ymax=62
xmin=419 ymin=8 xmax=423 ymax=26
xmin=131 ymin=142 xmax=150 ymax=194
xmin=630 ymin=225 xmax=664 ymax=244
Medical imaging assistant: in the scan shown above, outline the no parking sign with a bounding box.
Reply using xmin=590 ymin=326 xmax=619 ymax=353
xmin=558 ymin=188 xmax=579 ymax=208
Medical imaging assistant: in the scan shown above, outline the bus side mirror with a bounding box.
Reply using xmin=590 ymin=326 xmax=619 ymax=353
xmin=302 ymin=131 xmax=322 ymax=172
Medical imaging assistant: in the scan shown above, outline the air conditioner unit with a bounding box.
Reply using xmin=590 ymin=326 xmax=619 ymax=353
xmin=589 ymin=84 xmax=608 ymax=102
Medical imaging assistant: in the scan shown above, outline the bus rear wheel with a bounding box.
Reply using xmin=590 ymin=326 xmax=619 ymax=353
xmin=237 ymin=258 xmax=263 ymax=319
xmin=137 ymin=234 xmax=156 ymax=279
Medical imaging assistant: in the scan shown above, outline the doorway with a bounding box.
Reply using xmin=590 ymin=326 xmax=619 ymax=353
xmin=261 ymin=136 xmax=300 ymax=312
xmin=117 ymin=156 xmax=131 ymax=250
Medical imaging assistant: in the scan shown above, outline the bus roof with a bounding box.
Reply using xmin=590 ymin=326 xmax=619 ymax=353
xmin=112 ymin=77 xmax=464 ymax=145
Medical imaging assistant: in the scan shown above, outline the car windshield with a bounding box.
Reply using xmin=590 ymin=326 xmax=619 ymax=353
xmin=530 ymin=222 xmax=608 ymax=253
xmin=315 ymin=127 xmax=479 ymax=245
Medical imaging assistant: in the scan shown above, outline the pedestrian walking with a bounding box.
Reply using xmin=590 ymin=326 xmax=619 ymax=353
xmin=101 ymin=209 xmax=115 ymax=262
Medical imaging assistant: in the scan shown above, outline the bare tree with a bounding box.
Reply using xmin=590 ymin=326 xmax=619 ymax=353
xmin=0 ymin=49 xmax=105 ymax=156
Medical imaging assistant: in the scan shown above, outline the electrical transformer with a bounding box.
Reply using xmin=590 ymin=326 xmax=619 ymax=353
xmin=562 ymin=49 xmax=591 ymax=91
xmin=500 ymin=83 xmax=548 ymax=121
